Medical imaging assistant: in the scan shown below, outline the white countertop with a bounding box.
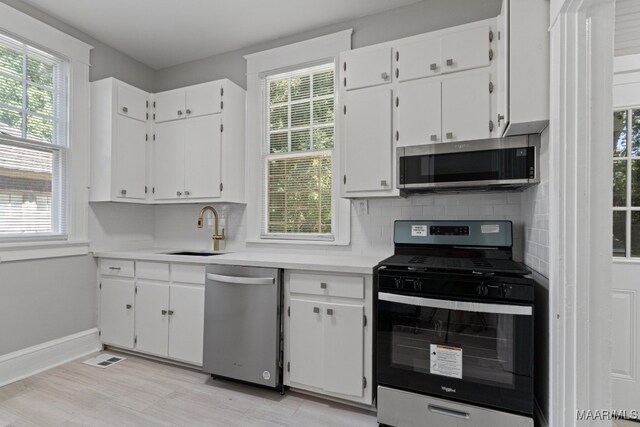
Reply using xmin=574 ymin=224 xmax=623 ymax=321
xmin=92 ymin=249 xmax=386 ymax=275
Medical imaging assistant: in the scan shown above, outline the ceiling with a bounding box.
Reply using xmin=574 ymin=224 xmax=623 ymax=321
xmin=20 ymin=0 xmax=424 ymax=69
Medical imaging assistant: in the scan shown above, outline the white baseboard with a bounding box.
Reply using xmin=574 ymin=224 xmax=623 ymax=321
xmin=535 ymin=397 xmax=549 ymax=427
xmin=0 ymin=328 xmax=102 ymax=387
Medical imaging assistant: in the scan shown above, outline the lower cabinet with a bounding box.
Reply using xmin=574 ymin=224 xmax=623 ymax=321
xmin=167 ymin=284 xmax=205 ymax=365
xmin=100 ymin=277 xmax=136 ymax=349
xmin=285 ymin=271 xmax=373 ymax=405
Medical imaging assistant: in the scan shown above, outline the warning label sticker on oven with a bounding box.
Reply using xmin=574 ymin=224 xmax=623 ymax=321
xmin=481 ymin=224 xmax=500 ymax=234
xmin=430 ymin=344 xmax=463 ymax=379
xmin=411 ymin=225 xmax=428 ymax=236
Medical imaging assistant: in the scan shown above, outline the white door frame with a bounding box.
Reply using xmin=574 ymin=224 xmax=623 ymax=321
xmin=549 ymin=0 xmax=614 ymax=426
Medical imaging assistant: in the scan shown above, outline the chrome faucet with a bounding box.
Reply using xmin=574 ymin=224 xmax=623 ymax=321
xmin=197 ymin=206 xmax=225 ymax=251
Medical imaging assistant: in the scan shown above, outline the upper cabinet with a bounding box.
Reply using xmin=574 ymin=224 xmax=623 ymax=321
xmin=90 ymin=78 xmax=246 ymax=204
xmin=342 ymin=46 xmax=393 ymax=91
xmin=90 ymin=78 xmax=151 ymax=203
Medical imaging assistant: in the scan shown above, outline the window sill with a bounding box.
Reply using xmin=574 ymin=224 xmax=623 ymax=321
xmin=0 ymin=240 xmax=90 ymax=263
xmin=612 ymin=258 xmax=640 ymax=264
xmin=245 ymin=237 xmax=350 ymax=247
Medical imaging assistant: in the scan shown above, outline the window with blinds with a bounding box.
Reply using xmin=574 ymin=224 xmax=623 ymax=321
xmin=262 ymin=63 xmax=335 ymax=239
xmin=0 ymin=31 xmax=68 ymax=238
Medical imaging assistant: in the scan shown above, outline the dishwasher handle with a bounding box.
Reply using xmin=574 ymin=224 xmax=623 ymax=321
xmin=206 ymin=273 xmax=275 ymax=285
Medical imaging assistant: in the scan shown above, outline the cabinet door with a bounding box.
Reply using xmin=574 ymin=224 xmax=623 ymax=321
xmin=185 ymin=82 xmax=222 ymax=118
xmin=100 ymin=278 xmax=135 ymax=349
xmin=323 ymin=302 xmax=364 ymax=397
xmin=442 ymin=73 xmax=491 ymax=142
xmin=117 ymin=85 xmax=147 ymax=122
xmin=168 ymin=284 xmax=205 ymax=365
xmin=153 ymin=121 xmax=185 ymax=200
xmin=396 ymin=37 xmax=442 ymax=82
xmin=289 ymin=298 xmax=324 ymax=389
xmin=344 ymin=87 xmax=393 ymax=193
xmin=114 ymin=115 xmax=147 ymax=200
xmin=397 ymin=79 xmax=442 ymax=146
xmin=342 ymin=46 xmax=392 ymax=91
xmin=496 ymin=0 xmax=509 ymax=134
xmin=135 ymin=281 xmax=170 ymax=357
xmin=155 ymin=90 xmax=186 ymax=123
xmin=441 ymin=26 xmax=491 ymax=74
xmin=184 ymin=115 xmax=221 ymax=199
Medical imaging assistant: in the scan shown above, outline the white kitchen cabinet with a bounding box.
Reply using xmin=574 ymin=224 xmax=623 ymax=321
xmin=441 ymin=26 xmax=491 ymax=74
xmin=285 ymin=271 xmax=372 ymax=405
xmin=343 ymin=86 xmax=395 ymax=195
xmin=154 ymin=81 xmax=222 ymax=123
xmin=153 ymin=120 xmax=185 ymax=200
xmin=135 ymin=281 xmax=170 ymax=357
xmin=395 ymin=37 xmax=442 ymax=82
xmin=183 ymin=115 xmax=222 ymax=199
xmin=167 ymin=284 xmax=205 ymax=365
xmin=396 ymin=79 xmax=442 ymax=146
xmin=441 ymin=72 xmax=492 ymax=142
xmin=90 ymin=78 xmax=150 ymax=202
xmin=341 ymin=46 xmax=393 ymax=91
xmin=100 ymin=277 xmax=135 ymax=349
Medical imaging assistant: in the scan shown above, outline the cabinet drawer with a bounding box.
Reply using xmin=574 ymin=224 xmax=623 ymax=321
xmin=100 ymin=259 xmax=135 ymax=277
xmin=289 ymin=273 xmax=364 ymax=299
xmin=136 ymin=261 xmax=170 ymax=281
xmin=171 ymin=264 xmax=206 ymax=284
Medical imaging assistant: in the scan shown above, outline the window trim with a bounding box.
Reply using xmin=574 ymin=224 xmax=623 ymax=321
xmin=244 ymin=30 xmax=352 ymax=246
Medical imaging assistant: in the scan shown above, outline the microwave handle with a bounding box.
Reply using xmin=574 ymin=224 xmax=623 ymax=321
xmin=378 ymin=292 xmax=532 ymax=316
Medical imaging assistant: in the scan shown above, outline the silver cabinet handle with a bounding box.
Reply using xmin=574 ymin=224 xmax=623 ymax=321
xmin=168 ymin=310 xmax=174 ymax=315
xmin=186 ymin=109 xmax=191 ymax=115
xmin=430 ymin=134 xmax=438 ymax=142
xmin=161 ymin=309 xmax=167 ymax=315
xmin=108 ymin=266 xmax=121 ymax=271
xmin=207 ymin=273 xmax=275 ymax=285
xmin=430 ymin=63 xmax=437 ymax=71
xmin=184 ymin=190 xmax=190 ymax=196
xmin=122 ymin=106 xmax=128 ymax=113
xmin=326 ymin=308 xmax=334 ymax=315
xmin=126 ymin=304 xmax=132 ymax=309
xmin=120 ymin=189 xmax=127 ymax=196
xmin=446 ymin=132 xmax=454 ymax=139
xmin=446 ymin=58 xmax=453 ymax=66
xmin=320 ymin=282 xmax=327 ymax=289
xmin=177 ymin=110 xmax=183 ymax=116
xmin=313 ymin=307 xmax=320 ymax=313
xmin=380 ymin=180 xmax=388 ymax=187
xmin=498 ymin=114 xmax=505 ymax=126
xmin=176 ymin=191 xmax=182 ymax=196
xmin=381 ymin=72 xmax=390 ymax=80
xmin=428 ymin=405 xmax=470 ymax=420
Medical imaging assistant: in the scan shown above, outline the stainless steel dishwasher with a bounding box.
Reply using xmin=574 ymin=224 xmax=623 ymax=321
xmin=203 ymin=265 xmax=283 ymax=391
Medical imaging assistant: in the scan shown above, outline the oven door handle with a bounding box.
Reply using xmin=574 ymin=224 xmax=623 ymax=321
xmin=378 ymin=292 xmax=532 ymax=316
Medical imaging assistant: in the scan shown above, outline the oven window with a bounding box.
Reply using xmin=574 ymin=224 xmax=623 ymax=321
xmin=389 ymin=305 xmax=522 ymax=387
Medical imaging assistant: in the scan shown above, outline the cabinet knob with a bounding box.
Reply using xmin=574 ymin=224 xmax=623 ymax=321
xmin=446 ymin=132 xmax=454 ymax=139
xmin=313 ymin=307 xmax=320 ymax=314
xmin=184 ymin=190 xmax=191 ymax=196
xmin=430 ymin=63 xmax=437 ymax=71
xmin=126 ymin=304 xmax=132 ymax=309
xmin=161 ymin=310 xmax=167 ymax=315
xmin=320 ymin=282 xmax=327 ymax=289
xmin=176 ymin=191 xmax=182 ymax=196
xmin=430 ymin=134 xmax=438 ymax=142
xmin=381 ymin=72 xmax=390 ymax=81
xmin=380 ymin=180 xmax=388 ymax=187
xmin=326 ymin=308 xmax=334 ymax=315
xmin=446 ymin=59 xmax=454 ymax=66
xmin=186 ymin=109 xmax=191 ymax=115
xmin=121 ymin=189 xmax=127 ymax=196
xmin=168 ymin=310 xmax=174 ymax=315
xmin=497 ymin=114 xmax=505 ymax=126
xmin=177 ymin=110 xmax=183 ymax=116
xmin=122 ymin=106 xmax=128 ymax=113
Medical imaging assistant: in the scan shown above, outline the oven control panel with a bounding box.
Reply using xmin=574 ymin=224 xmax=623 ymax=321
xmin=429 ymin=225 xmax=469 ymax=236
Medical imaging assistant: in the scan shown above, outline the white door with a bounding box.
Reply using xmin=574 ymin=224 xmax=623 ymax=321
xmin=397 ymin=79 xmax=442 ymax=146
xmin=289 ymin=298 xmax=324 ymax=389
xmin=441 ymin=26 xmax=491 ymax=74
xmin=396 ymin=37 xmax=442 ymax=82
xmin=168 ymin=284 xmax=205 ymax=365
xmin=100 ymin=278 xmax=135 ymax=349
xmin=153 ymin=121 xmax=185 ymax=200
xmin=342 ymin=46 xmax=393 ymax=91
xmin=154 ymin=89 xmax=185 ymax=123
xmin=323 ymin=302 xmax=364 ymax=397
xmin=442 ymin=72 xmax=492 ymax=143
xmin=135 ymin=281 xmax=170 ymax=357
xmin=117 ymin=85 xmax=148 ymax=122
xmin=183 ymin=115 xmax=221 ymax=199
xmin=114 ymin=115 xmax=147 ymax=200
xmin=344 ymin=87 xmax=393 ymax=193
xmin=185 ymin=82 xmax=222 ymax=118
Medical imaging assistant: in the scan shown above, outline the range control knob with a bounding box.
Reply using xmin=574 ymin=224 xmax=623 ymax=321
xmin=413 ymin=279 xmax=423 ymax=291
xmin=476 ymin=284 xmax=489 ymax=296
xmin=500 ymin=285 xmax=512 ymax=298
xmin=394 ymin=278 xmax=403 ymax=289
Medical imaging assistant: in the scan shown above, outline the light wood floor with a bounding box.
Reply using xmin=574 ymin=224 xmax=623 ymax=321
xmin=0 ymin=352 xmax=377 ymax=426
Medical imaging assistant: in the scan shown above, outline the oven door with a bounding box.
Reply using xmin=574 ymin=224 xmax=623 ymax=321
xmin=376 ymin=292 xmax=534 ymax=415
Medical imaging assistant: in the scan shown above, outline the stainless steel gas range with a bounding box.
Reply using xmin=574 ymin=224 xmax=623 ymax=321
xmin=375 ymin=220 xmax=534 ymax=427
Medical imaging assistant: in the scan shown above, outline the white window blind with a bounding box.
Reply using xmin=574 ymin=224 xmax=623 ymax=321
xmin=262 ymin=63 xmax=335 ymax=240
xmin=0 ymin=31 xmax=69 ymax=239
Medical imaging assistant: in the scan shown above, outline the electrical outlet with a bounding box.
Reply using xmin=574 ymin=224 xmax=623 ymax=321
xmin=358 ymin=199 xmax=369 ymax=215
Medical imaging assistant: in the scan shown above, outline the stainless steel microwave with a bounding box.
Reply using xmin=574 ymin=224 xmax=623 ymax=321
xmin=397 ymin=135 xmax=540 ymax=193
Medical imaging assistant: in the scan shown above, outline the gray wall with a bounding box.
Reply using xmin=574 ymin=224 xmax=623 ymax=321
xmin=0 ymin=255 xmax=97 ymax=355
xmin=0 ymin=0 xmax=156 ymax=92
xmin=154 ymin=0 xmax=502 ymax=91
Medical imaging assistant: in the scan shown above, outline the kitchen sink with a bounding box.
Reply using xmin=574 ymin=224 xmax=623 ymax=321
xmin=164 ymin=251 xmax=223 ymax=256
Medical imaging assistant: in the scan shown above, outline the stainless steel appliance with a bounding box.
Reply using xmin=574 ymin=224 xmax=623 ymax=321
xmin=375 ymin=220 xmax=534 ymax=427
xmin=203 ymin=265 xmax=283 ymax=391
xmin=396 ymin=135 xmax=540 ymax=193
